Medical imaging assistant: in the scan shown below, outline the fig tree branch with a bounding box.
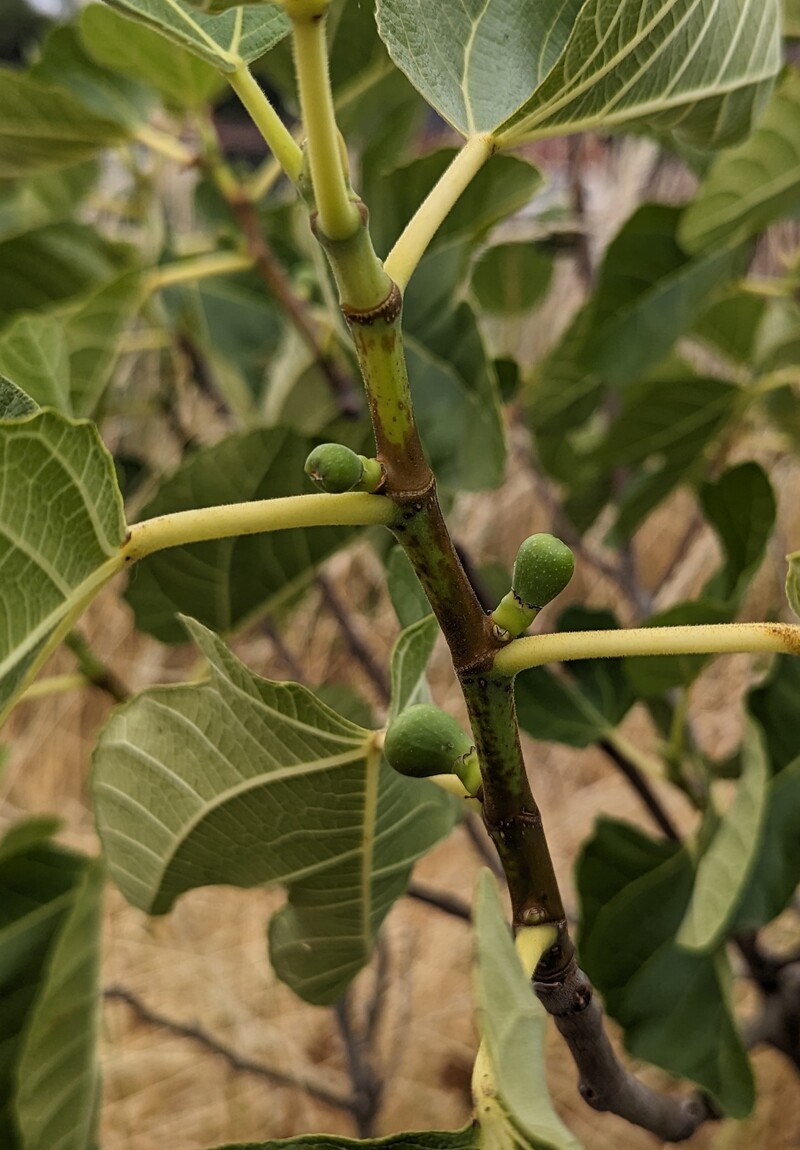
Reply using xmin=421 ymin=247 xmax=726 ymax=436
xmin=493 ymin=621 xmax=800 ymax=676
xmin=123 ymin=492 xmax=397 ymax=564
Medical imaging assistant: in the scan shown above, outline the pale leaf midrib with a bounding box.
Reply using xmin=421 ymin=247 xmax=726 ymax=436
xmin=159 ymin=0 xmax=235 ymax=64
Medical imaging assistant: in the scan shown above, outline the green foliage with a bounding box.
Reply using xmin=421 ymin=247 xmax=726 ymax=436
xmin=0 ymin=821 xmax=103 ymax=1150
xmin=0 ymin=406 xmax=126 ymax=723
xmin=473 ymin=872 xmax=583 ymax=1150
xmin=577 ymin=821 xmax=754 ymax=1116
xmin=99 ymin=0 xmax=290 ymax=70
xmin=125 ymin=429 xmax=361 ymax=642
xmin=93 ymin=618 xmax=457 ymax=1004
xmin=2 ymin=1 xmax=799 ymax=1146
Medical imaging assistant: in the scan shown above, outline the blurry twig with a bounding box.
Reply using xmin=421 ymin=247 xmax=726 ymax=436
xmin=407 ymin=881 xmax=471 ymax=922
xmin=64 ymin=632 xmax=129 ymax=704
xmin=335 ymin=990 xmax=383 ymax=1138
xmin=105 ymin=985 xmax=353 ymax=1111
xmin=316 ymin=573 xmax=391 ymax=703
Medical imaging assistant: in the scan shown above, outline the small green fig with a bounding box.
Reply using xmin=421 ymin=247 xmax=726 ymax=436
xmin=384 ymin=703 xmax=474 ymax=780
xmin=305 ymin=443 xmax=364 ymax=493
xmin=512 ymin=533 xmax=575 ymax=609
xmin=491 ymin=534 xmax=574 ymax=638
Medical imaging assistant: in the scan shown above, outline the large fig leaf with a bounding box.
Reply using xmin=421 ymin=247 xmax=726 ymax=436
xmin=377 ymin=1 xmax=780 ymax=150
xmin=93 ymin=620 xmax=456 ymax=1004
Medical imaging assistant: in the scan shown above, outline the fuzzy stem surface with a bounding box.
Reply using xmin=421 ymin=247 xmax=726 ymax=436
xmin=123 ymin=493 xmax=396 ymax=563
xmin=493 ymin=622 xmax=800 ymax=676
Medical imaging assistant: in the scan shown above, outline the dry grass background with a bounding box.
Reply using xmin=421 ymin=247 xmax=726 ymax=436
xmin=3 ymin=137 xmax=800 ymax=1150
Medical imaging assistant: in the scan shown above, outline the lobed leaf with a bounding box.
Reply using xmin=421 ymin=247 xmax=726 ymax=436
xmin=0 ymin=408 xmax=127 ymax=725
xmin=93 ymin=620 xmax=456 ymax=1003
xmin=100 ymin=0 xmax=290 ymax=71
xmin=387 ymin=614 xmax=438 ymax=722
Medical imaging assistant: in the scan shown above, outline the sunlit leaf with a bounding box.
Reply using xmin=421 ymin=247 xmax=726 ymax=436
xmin=377 ymin=1 xmax=780 ymax=149
xmin=497 ymin=0 xmax=780 ymax=149
xmin=376 ymin=0 xmax=583 ymax=137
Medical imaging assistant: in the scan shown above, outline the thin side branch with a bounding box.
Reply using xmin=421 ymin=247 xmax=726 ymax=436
xmin=104 ymin=985 xmax=353 ymax=1112
xmin=316 ymin=572 xmax=390 ymax=703
xmin=493 ymin=622 xmax=800 ymax=677
xmin=598 ymin=738 xmax=680 ymax=842
xmin=406 ymin=881 xmax=472 ymax=922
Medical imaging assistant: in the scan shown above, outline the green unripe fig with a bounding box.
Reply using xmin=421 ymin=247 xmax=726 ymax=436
xmin=491 ymin=533 xmax=574 ymax=638
xmin=305 ymin=443 xmax=364 ymax=493
xmin=384 ymin=704 xmax=474 ymax=780
xmin=512 ymin=533 xmax=575 ymax=609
